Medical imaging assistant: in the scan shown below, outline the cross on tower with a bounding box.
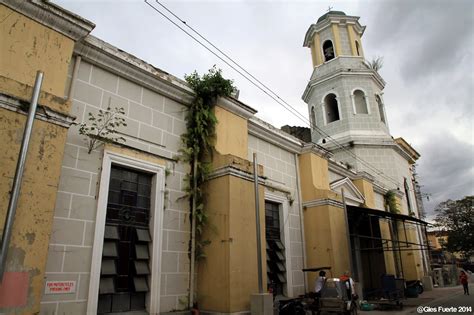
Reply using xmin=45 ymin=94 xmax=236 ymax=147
xmin=327 ymin=6 xmax=333 ymax=12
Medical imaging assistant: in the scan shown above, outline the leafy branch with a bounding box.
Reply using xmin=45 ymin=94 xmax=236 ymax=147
xmin=181 ymin=66 xmax=234 ymax=260
xmin=384 ymin=190 xmax=399 ymax=214
xmin=78 ymin=106 xmax=127 ymax=154
xmin=368 ymin=56 xmax=384 ymax=72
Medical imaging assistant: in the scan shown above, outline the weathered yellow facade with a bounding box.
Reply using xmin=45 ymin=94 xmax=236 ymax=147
xmin=214 ymin=106 xmax=248 ymax=160
xmin=198 ymin=104 xmax=266 ymax=312
xmin=299 ymin=151 xmax=351 ymax=285
xmin=0 ymin=3 xmax=93 ymax=313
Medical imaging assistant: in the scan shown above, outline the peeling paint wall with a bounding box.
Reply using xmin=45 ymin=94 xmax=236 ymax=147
xmin=0 ymin=5 xmax=74 ymax=103
xmin=0 ymin=4 xmax=76 ymax=314
xmin=0 ymin=109 xmax=68 ymax=314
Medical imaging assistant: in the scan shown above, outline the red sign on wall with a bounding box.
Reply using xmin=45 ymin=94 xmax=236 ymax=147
xmin=45 ymin=281 xmax=76 ymax=294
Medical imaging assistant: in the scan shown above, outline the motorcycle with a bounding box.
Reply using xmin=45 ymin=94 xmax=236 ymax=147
xmin=405 ymin=280 xmax=424 ymax=295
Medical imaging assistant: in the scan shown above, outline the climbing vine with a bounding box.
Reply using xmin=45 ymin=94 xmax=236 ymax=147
xmin=384 ymin=190 xmax=399 ymax=214
xmin=181 ymin=66 xmax=234 ymax=259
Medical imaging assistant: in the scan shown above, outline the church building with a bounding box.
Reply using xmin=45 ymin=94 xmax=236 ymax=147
xmin=0 ymin=2 xmax=429 ymax=314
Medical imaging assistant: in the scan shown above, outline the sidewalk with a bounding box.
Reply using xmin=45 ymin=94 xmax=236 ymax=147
xmin=358 ymin=285 xmax=468 ymax=315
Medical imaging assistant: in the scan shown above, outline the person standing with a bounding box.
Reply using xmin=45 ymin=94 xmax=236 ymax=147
xmin=459 ymin=271 xmax=469 ymax=295
xmin=315 ymin=270 xmax=327 ymax=297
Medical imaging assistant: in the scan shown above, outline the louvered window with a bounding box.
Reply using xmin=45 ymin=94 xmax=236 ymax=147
xmin=98 ymin=166 xmax=152 ymax=314
xmin=265 ymin=201 xmax=286 ymax=296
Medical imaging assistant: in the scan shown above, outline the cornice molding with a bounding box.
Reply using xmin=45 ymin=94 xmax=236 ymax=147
xmin=74 ymin=36 xmax=195 ymax=106
xmin=3 ymin=0 xmax=95 ymax=40
xmin=301 ymin=143 xmax=333 ymax=158
xmin=303 ymin=198 xmax=343 ymax=209
xmin=0 ymin=93 xmax=75 ymax=128
xmin=248 ymin=117 xmax=304 ymax=154
xmin=218 ymin=97 xmax=257 ymax=120
xmin=303 ymin=69 xmax=386 ymax=102
xmin=303 ymin=15 xmax=364 ymax=47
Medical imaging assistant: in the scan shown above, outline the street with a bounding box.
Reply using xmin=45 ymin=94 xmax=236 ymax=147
xmin=359 ymin=285 xmax=474 ymax=315
xmin=408 ymin=290 xmax=474 ymax=315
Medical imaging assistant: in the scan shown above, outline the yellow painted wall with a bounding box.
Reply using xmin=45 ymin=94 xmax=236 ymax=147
xmin=299 ymin=152 xmax=350 ymax=286
xmin=352 ymin=179 xmax=375 ymax=208
xmin=0 ymin=109 xmax=67 ymax=314
xmin=331 ymin=24 xmax=341 ymax=57
xmin=214 ymin=106 xmax=248 ymax=160
xmin=0 ymin=6 xmax=79 ymax=313
xmin=346 ymin=25 xmax=364 ymax=58
xmin=399 ymin=226 xmax=423 ymax=280
xmin=347 ymin=25 xmax=357 ymax=56
xmin=311 ymin=33 xmax=323 ymax=67
xmin=0 ymin=5 xmax=74 ymax=112
xmin=298 ymin=152 xmax=330 ymax=201
xmin=379 ymin=221 xmax=396 ymax=275
xmin=198 ymin=171 xmax=266 ymax=312
xmin=303 ymin=204 xmax=350 ymax=286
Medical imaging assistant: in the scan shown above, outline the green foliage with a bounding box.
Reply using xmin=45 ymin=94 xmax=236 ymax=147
xmin=434 ymin=196 xmax=474 ymax=258
xmin=181 ymin=66 xmax=234 ymax=259
xmin=368 ymin=56 xmax=384 ymax=72
xmin=384 ymin=190 xmax=399 ymax=214
xmin=78 ymin=106 xmax=127 ymax=153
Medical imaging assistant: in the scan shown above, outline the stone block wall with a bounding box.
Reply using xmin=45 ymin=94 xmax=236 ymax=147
xmin=40 ymin=59 xmax=190 ymax=314
xmin=248 ymin=135 xmax=305 ymax=296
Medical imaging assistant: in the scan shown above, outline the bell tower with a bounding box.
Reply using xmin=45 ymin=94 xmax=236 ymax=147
xmin=302 ymin=11 xmax=393 ymax=170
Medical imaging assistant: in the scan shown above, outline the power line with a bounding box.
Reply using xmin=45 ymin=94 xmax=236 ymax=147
xmin=145 ymin=0 xmax=402 ymax=188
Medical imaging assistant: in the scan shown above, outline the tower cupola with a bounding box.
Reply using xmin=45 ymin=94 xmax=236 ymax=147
xmin=303 ymin=11 xmax=366 ymax=68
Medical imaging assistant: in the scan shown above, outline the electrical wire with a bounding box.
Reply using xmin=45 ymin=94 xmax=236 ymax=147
xmin=144 ymin=0 xmax=402 ymax=188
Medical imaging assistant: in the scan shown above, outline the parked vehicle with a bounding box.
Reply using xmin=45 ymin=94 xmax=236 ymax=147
xmin=405 ymin=279 xmax=424 ymax=295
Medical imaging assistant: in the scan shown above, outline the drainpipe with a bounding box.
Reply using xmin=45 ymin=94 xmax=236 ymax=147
xmin=253 ymin=153 xmax=263 ymax=293
xmin=341 ymin=188 xmax=355 ymax=276
xmin=0 ymin=71 xmax=44 ymax=280
xmin=294 ymin=153 xmax=308 ymax=293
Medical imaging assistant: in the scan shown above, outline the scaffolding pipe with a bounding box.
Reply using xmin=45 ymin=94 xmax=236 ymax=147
xmin=253 ymin=153 xmax=263 ymax=293
xmin=294 ymin=153 xmax=308 ymax=293
xmin=341 ymin=189 xmax=354 ymax=276
xmin=0 ymin=71 xmax=43 ymax=281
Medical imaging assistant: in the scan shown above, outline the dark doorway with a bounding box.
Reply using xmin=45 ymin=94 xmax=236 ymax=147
xmin=265 ymin=201 xmax=286 ymax=296
xmin=98 ymin=165 xmax=152 ymax=314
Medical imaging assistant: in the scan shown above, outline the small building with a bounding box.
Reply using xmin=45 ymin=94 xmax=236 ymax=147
xmin=0 ymin=2 xmax=429 ymax=314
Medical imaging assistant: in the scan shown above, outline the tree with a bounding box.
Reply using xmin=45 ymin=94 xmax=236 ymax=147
xmin=434 ymin=196 xmax=474 ymax=258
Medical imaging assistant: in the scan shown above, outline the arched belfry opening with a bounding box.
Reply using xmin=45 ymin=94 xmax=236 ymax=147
xmin=354 ymin=89 xmax=368 ymax=114
xmin=323 ymin=40 xmax=335 ymax=61
xmin=355 ymin=41 xmax=361 ymax=56
xmin=376 ymin=95 xmax=386 ymax=123
xmin=310 ymin=106 xmax=316 ymax=128
xmin=324 ymin=93 xmax=340 ymax=123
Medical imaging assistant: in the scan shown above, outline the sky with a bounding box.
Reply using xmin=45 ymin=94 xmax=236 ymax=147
xmin=55 ymin=0 xmax=473 ymax=220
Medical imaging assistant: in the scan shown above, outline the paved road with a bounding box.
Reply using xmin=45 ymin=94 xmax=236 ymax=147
xmin=408 ymin=291 xmax=474 ymax=315
xmin=358 ymin=285 xmax=473 ymax=315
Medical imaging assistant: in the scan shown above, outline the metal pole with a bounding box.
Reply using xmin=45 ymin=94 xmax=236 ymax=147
xmin=253 ymin=153 xmax=263 ymax=293
xmin=341 ymin=189 xmax=354 ymax=276
xmin=294 ymin=153 xmax=308 ymax=293
xmin=0 ymin=71 xmax=43 ymax=280
xmin=189 ymin=158 xmax=197 ymax=309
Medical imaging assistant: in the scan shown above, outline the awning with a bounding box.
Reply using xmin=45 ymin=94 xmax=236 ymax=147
xmin=347 ymin=205 xmax=429 ymax=226
xmin=347 ymin=205 xmax=431 ymax=252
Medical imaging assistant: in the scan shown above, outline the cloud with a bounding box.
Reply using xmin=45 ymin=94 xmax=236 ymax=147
xmin=416 ymin=132 xmax=474 ymax=219
xmin=368 ymin=0 xmax=474 ymax=83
